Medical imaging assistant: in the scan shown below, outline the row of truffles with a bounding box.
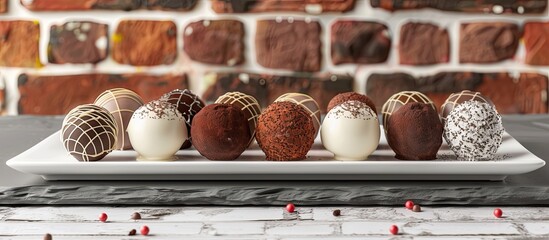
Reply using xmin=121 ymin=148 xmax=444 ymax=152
xmin=61 ymin=88 xmax=504 ymax=162
xmin=61 ymin=88 xmax=263 ymax=162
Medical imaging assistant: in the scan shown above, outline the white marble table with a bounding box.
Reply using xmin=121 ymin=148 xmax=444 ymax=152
xmin=1 ymin=206 xmax=548 ymax=239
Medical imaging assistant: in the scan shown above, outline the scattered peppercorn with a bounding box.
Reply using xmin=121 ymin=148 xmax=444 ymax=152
xmin=494 ymin=208 xmax=503 ymax=218
xmin=98 ymin=212 xmax=108 ymax=222
xmin=43 ymin=233 xmax=52 ymax=240
xmin=286 ymin=203 xmax=296 ymax=213
xmin=131 ymin=212 xmax=142 ymax=220
xmin=405 ymin=200 xmax=414 ymax=210
xmin=140 ymin=225 xmax=150 ymax=236
xmin=128 ymin=229 xmax=136 ymax=236
xmin=333 ymin=209 xmax=341 ymax=216
xmin=412 ymin=205 xmax=422 ymax=212
xmin=389 ymin=225 xmax=399 ymax=235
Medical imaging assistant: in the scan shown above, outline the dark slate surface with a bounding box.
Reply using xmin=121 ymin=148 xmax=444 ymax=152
xmin=1 ymin=116 xmax=549 ymax=206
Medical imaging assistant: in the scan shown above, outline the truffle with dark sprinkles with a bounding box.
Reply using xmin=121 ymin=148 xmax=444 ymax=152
xmin=444 ymin=101 xmax=504 ymax=161
xmin=327 ymin=92 xmax=377 ymax=114
xmin=256 ymin=101 xmax=316 ymax=161
xmin=441 ymin=90 xmax=493 ymax=124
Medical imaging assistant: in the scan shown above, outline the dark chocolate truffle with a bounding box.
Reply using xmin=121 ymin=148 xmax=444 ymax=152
xmin=61 ymin=104 xmax=118 ymax=161
xmin=441 ymin=90 xmax=493 ymax=124
xmin=256 ymin=101 xmax=316 ymax=161
xmin=327 ymin=92 xmax=377 ymax=113
xmin=381 ymin=91 xmax=436 ymax=133
xmin=160 ymin=89 xmax=205 ymax=149
xmin=215 ymin=92 xmax=261 ymax=147
xmin=386 ymin=102 xmax=443 ymax=160
xmin=94 ymin=88 xmax=144 ymax=150
xmin=191 ymin=104 xmax=250 ymax=160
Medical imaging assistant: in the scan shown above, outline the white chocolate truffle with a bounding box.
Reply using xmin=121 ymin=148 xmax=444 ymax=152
xmin=444 ymin=100 xmax=504 ymax=161
xmin=321 ymin=101 xmax=380 ymax=160
xmin=127 ymin=100 xmax=187 ymax=161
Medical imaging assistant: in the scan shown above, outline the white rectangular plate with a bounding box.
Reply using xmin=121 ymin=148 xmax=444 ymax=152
xmin=6 ymin=131 xmax=545 ymax=181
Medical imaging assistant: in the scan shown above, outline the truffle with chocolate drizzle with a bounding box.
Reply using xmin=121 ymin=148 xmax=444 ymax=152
xmin=61 ymin=104 xmax=118 ymax=161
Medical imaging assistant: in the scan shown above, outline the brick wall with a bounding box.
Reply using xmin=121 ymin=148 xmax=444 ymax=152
xmin=0 ymin=0 xmax=548 ymax=115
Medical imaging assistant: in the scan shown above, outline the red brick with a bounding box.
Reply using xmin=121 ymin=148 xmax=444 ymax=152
xmin=18 ymin=73 xmax=188 ymax=115
xmin=371 ymin=0 xmax=547 ymax=14
xmin=211 ymin=0 xmax=356 ymax=13
xmin=183 ymin=20 xmax=244 ymax=66
xmin=0 ymin=77 xmax=4 ymax=114
xmin=20 ymin=0 xmax=197 ymax=11
xmin=0 ymin=21 xmax=41 ymax=68
xmin=331 ymin=20 xmax=391 ymax=65
xmin=524 ymin=22 xmax=549 ymax=66
xmin=49 ymin=21 xmax=108 ymax=64
xmin=366 ymin=72 xmax=548 ymax=114
xmin=0 ymin=0 xmax=7 ymax=13
xmin=203 ymin=72 xmax=353 ymax=114
xmin=256 ymin=19 xmax=321 ymax=72
xmin=144 ymin=0 xmax=197 ymax=11
xmin=113 ymin=20 xmax=177 ymax=66
xmin=399 ymin=22 xmax=449 ymax=65
xmin=20 ymin=0 xmax=141 ymax=11
xmin=460 ymin=22 xmax=519 ymax=63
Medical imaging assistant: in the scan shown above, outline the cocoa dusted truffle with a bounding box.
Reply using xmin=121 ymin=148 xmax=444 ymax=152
xmin=274 ymin=93 xmax=321 ymax=138
xmin=94 ymin=88 xmax=144 ymax=150
xmin=386 ymin=102 xmax=443 ymax=160
xmin=327 ymin=92 xmax=377 ymax=113
xmin=191 ymin=104 xmax=250 ymax=160
xmin=441 ymin=90 xmax=493 ymax=124
xmin=215 ymin=92 xmax=261 ymax=146
xmin=381 ymin=91 xmax=435 ymax=133
xmin=444 ymin=101 xmax=504 ymax=161
xmin=160 ymin=89 xmax=205 ymax=149
xmin=256 ymin=101 xmax=316 ymax=161
xmin=61 ymin=104 xmax=118 ymax=161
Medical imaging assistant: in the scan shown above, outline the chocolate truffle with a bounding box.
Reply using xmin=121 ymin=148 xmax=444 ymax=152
xmin=441 ymin=90 xmax=493 ymax=124
xmin=215 ymin=92 xmax=261 ymax=146
xmin=160 ymin=89 xmax=205 ymax=149
xmin=274 ymin=93 xmax=321 ymax=137
xmin=61 ymin=104 xmax=117 ymax=162
xmin=381 ymin=91 xmax=436 ymax=133
xmin=127 ymin=100 xmax=187 ymax=161
xmin=327 ymin=92 xmax=377 ymax=113
xmin=256 ymin=101 xmax=316 ymax=161
xmin=444 ymin=101 xmax=504 ymax=161
xmin=321 ymin=101 xmax=380 ymax=160
xmin=386 ymin=102 xmax=443 ymax=160
xmin=191 ymin=104 xmax=250 ymax=160
xmin=94 ymin=88 xmax=144 ymax=150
